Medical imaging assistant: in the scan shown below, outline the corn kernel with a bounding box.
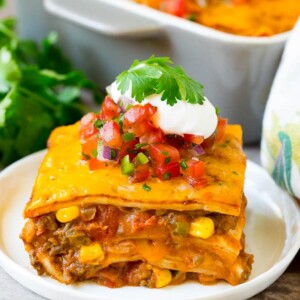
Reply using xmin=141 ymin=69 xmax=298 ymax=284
xmin=189 ymin=217 xmax=215 ymax=239
xmin=152 ymin=266 xmax=172 ymax=288
xmin=79 ymin=242 xmax=105 ymax=265
xmin=56 ymin=206 xmax=80 ymax=223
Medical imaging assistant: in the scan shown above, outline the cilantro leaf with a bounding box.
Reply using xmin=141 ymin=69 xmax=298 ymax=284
xmin=116 ymin=55 xmax=205 ymax=106
xmin=0 ymin=47 xmax=21 ymax=92
xmin=0 ymin=86 xmax=56 ymax=165
xmin=156 ymin=70 xmax=180 ymax=106
xmin=174 ymin=66 xmax=205 ymax=104
xmin=116 ymin=59 xmax=160 ymax=101
xmin=0 ymin=19 xmax=103 ymax=167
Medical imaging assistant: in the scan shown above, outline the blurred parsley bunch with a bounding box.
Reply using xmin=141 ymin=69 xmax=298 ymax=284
xmin=0 ymin=18 xmax=102 ymax=167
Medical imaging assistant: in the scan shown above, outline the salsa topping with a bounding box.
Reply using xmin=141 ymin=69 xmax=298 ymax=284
xmin=80 ymin=56 xmax=226 ymax=187
xmin=80 ymin=95 xmax=227 ymax=187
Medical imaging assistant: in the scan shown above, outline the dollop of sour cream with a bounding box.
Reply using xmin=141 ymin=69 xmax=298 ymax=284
xmin=107 ymin=81 xmax=218 ymax=138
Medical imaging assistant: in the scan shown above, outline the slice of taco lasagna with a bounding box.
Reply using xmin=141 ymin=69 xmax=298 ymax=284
xmin=21 ymin=57 xmax=253 ymax=288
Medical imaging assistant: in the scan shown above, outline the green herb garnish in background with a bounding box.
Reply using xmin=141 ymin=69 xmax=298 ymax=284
xmin=0 ymin=19 xmax=102 ymax=167
xmin=116 ymin=56 xmax=205 ymax=106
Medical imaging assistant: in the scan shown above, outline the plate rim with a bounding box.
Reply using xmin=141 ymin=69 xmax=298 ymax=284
xmin=0 ymin=150 xmax=299 ymax=300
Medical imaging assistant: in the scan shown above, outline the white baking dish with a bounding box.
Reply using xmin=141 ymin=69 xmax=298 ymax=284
xmin=14 ymin=0 xmax=289 ymax=143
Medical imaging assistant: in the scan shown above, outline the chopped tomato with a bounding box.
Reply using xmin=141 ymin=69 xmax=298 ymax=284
xmin=120 ymin=138 xmax=139 ymax=160
xmin=123 ymin=104 xmax=158 ymax=136
xmin=184 ymin=134 xmax=204 ymax=145
xmin=139 ymin=128 xmax=164 ymax=144
xmin=153 ymin=162 xmax=180 ymax=180
xmin=79 ymin=112 xmax=98 ymax=139
xmin=202 ymin=132 xmax=216 ymax=150
xmin=82 ymin=135 xmax=100 ymax=159
xmin=130 ymin=163 xmax=150 ymax=183
xmin=149 ymin=143 xmax=180 ymax=165
xmin=124 ymin=105 xmax=148 ymax=126
xmin=165 ymin=134 xmax=185 ymax=148
xmin=143 ymin=103 xmax=158 ymax=118
xmin=88 ymin=158 xmax=107 ymax=170
xmin=130 ymin=120 xmax=154 ymax=137
xmin=215 ymin=117 xmax=228 ymax=142
xmin=100 ymin=121 xmax=122 ymax=148
xmin=124 ymin=103 xmax=157 ymax=126
xmin=101 ymin=96 xmax=120 ymax=120
xmin=164 ymin=0 xmax=186 ymax=17
xmin=182 ymin=159 xmax=205 ymax=179
xmin=182 ymin=159 xmax=206 ymax=188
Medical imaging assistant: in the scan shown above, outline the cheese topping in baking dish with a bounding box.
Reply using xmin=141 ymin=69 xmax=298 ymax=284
xmin=135 ymin=0 xmax=300 ymax=37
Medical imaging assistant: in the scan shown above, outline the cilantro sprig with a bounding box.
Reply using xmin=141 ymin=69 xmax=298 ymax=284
xmin=0 ymin=19 xmax=102 ymax=167
xmin=116 ymin=56 xmax=205 ymax=106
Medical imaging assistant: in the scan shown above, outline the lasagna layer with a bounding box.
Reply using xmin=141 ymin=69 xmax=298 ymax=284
xmin=24 ymin=123 xmax=246 ymax=218
xmin=21 ymin=197 xmax=253 ymax=287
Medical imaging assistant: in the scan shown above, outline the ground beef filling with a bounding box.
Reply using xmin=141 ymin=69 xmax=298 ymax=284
xmin=20 ymin=204 xmax=247 ymax=287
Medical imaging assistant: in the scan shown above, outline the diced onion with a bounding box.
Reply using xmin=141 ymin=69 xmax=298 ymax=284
xmin=194 ymin=144 xmax=205 ymax=155
xmin=97 ymin=143 xmax=119 ymax=161
xmin=118 ymin=96 xmax=134 ymax=113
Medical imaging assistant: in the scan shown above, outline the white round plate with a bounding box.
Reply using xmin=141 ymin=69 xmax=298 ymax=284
xmin=0 ymin=151 xmax=299 ymax=300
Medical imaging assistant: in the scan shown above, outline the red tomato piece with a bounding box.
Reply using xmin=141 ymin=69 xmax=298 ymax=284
xmin=165 ymin=134 xmax=185 ymax=148
xmin=101 ymin=96 xmax=120 ymax=120
xmin=153 ymin=162 xmax=180 ymax=180
xmin=149 ymin=143 xmax=180 ymax=165
xmin=100 ymin=121 xmax=122 ymax=148
xmin=82 ymin=135 xmax=100 ymax=159
xmin=164 ymin=0 xmax=186 ymax=17
xmin=182 ymin=159 xmax=205 ymax=179
xmin=215 ymin=117 xmax=228 ymax=142
xmin=130 ymin=163 xmax=150 ymax=183
xmin=79 ymin=112 xmax=98 ymax=139
xmin=143 ymin=103 xmax=158 ymax=118
xmin=130 ymin=120 xmax=154 ymax=137
xmin=184 ymin=134 xmax=204 ymax=145
xmin=202 ymin=132 xmax=216 ymax=150
xmin=123 ymin=104 xmax=158 ymax=136
xmin=139 ymin=128 xmax=164 ymax=144
xmin=120 ymin=138 xmax=139 ymax=160
xmin=88 ymin=158 xmax=107 ymax=170
xmin=124 ymin=103 xmax=158 ymax=126
xmin=124 ymin=105 xmax=148 ymax=126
